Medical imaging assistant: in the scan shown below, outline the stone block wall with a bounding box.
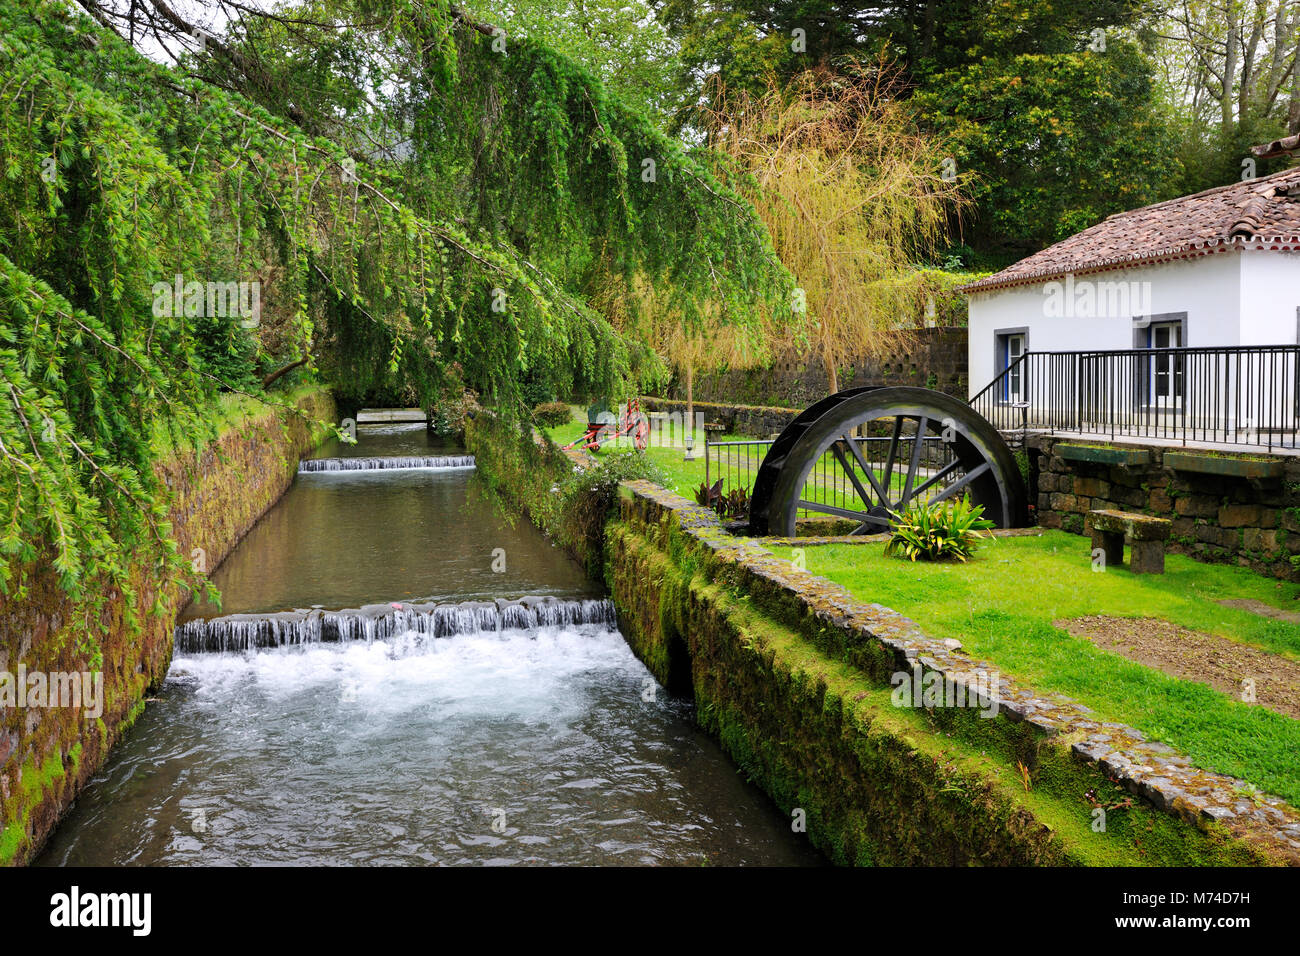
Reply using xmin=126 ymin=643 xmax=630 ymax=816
xmin=0 ymin=388 xmax=335 ymax=864
xmin=1029 ymin=435 xmax=1300 ymax=581
xmin=638 ymin=396 xmax=797 ymax=438
xmin=666 ymin=326 xmax=968 ymax=409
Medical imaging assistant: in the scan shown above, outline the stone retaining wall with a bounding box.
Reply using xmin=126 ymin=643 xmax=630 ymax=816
xmin=609 ymin=482 xmax=1298 ymax=865
xmin=0 ymin=388 xmax=335 ymax=865
xmin=1029 ymin=435 xmax=1300 ymax=581
xmin=670 ymin=327 xmax=968 ymax=407
xmin=638 ymin=396 xmax=797 ymax=438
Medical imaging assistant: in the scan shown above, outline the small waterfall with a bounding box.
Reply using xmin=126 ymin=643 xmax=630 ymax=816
xmin=176 ymin=596 xmax=618 ymax=653
xmin=298 ymin=455 xmax=475 ymax=473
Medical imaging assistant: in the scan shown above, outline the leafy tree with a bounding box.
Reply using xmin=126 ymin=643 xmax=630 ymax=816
xmin=664 ymin=0 xmax=1175 ymax=259
xmin=1153 ymin=0 xmax=1300 ymax=193
xmin=460 ymin=0 xmax=685 ymax=123
xmin=915 ymin=41 xmax=1184 ymax=259
xmin=703 ymin=65 xmax=966 ymax=393
xmin=0 ymin=0 xmax=789 ymax=627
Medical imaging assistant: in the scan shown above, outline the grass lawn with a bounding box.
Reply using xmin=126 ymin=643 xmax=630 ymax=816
xmin=542 ymin=411 xmax=930 ymax=514
xmin=768 ymin=531 xmax=1300 ymax=805
xmin=543 ymin=413 xmax=760 ymax=501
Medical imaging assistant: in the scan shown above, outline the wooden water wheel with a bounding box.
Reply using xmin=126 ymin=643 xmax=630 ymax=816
xmin=748 ymin=386 xmax=1027 ymax=536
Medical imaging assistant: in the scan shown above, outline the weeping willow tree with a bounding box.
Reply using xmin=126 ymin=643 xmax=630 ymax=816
xmin=589 ymin=266 xmax=775 ymax=448
xmin=702 ymin=63 xmax=969 ymax=394
xmin=0 ymin=0 xmax=789 ymax=634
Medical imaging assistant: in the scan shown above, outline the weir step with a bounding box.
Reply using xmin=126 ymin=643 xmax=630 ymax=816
xmin=298 ymin=455 xmax=475 ymax=472
xmin=175 ymin=597 xmax=618 ymax=653
xmin=356 ymin=408 xmax=427 ymax=423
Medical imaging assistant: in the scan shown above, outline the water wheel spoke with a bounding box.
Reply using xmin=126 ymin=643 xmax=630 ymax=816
xmin=839 ymin=430 xmax=891 ymax=506
xmin=881 ymin=416 xmax=903 ymax=500
xmin=907 ymin=458 xmax=963 ymax=502
xmin=749 ymin=386 xmax=1026 ymax=536
xmin=796 ymin=499 xmax=890 ymax=526
xmin=929 ymin=461 xmax=992 ymax=505
xmin=899 ymin=415 xmax=928 ymax=505
xmin=830 ymin=440 xmax=878 ymax=511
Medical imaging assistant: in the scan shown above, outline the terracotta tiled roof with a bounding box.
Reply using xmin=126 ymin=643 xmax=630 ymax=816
xmin=1253 ymin=133 xmax=1300 ymax=159
xmin=961 ymin=166 xmax=1300 ymax=294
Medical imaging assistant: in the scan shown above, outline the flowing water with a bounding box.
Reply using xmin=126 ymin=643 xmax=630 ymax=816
xmin=38 ymin=423 xmax=822 ymax=866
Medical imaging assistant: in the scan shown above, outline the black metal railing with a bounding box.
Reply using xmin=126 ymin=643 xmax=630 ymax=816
xmin=705 ymin=433 xmax=961 ymax=522
xmin=970 ymin=346 xmax=1300 ymax=450
xmin=705 ymin=439 xmax=772 ymax=501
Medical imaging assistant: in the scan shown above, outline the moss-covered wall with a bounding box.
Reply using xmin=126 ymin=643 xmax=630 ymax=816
xmin=1030 ymin=436 xmax=1300 ymax=581
xmin=605 ymin=482 xmax=1294 ymax=866
xmin=0 ymin=388 xmax=335 ymax=865
xmin=464 ymin=411 xmax=611 ymax=576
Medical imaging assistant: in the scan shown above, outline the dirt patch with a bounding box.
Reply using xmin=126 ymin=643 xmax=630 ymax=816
xmin=1217 ymin=598 xmax=1300 ymax=624
xmin=1056 ymin=616 xmax=1300 ymax=721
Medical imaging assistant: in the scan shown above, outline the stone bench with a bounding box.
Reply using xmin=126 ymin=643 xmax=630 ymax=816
xmin=1086 ymin=509 xmax=1172 ymax=574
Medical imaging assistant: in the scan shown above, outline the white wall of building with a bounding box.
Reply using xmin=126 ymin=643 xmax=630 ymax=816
xmin=1239 ymin=248 xmax=1300 ymax=346
xmin=967 ymin=251 xmax=1245 ymax=398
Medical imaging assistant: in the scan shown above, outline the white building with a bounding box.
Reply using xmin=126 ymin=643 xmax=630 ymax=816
xmin=961 ymin=166 xmax=1300 ymax=447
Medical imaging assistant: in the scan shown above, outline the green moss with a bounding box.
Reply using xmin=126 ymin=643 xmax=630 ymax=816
xmin=768 ymin=531 xmax=1300 ymax=805
xmin=607 ymin=509 xmax=1282 ymax=865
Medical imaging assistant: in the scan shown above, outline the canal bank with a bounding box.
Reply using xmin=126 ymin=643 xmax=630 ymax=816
xmin=465 ymin=412 xmax=1298 ymax=866
xmin=0 ymin=388 xmax=335 ymax=865
xmin=34 ymin=416 xmax=819 ymax=866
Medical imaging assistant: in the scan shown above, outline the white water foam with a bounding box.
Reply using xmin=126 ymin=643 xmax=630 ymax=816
xmin=169 ymin=625 xmax=643 ymax=722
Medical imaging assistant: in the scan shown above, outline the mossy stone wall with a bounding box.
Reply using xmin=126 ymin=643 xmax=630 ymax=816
xmin=603 ymin=482 xmax=1291 ymax=866
xmin=1030 ymin=435 xmax=1300 ymax=581
xmin=0 ymin=389 xmax=335 ymax=865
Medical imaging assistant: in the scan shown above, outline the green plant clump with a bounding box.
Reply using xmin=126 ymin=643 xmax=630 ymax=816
xmin=885 ymin=497 xmax=995 ymax=562
xmin=532 ymin=402 xmax=573 ymax=428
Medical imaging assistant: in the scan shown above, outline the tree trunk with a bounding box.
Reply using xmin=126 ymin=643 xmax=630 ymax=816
xmin=261 ymin=356 xmax=309 ymax=389
xmin=1291 ymin=48 xmax=1300 ymax=134
xmin=1223 ymin=2 xmax=1240 ymax=132
xmin=682 ymin=363 xmax=704 ymax=459
xmin=824 ymin=354 xmax=839 ymax=396
xmin=685 ymin=362 xmax=695 ymax=452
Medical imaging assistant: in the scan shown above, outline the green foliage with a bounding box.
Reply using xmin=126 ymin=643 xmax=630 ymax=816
xmin=459 ymin=0 xmax=683 ymax=123
xmin=885 ymin=496 xmax=995 ymax=562
xmin=467 ymin=411 xmax=663 ymax=575
xmin=532 ymin=401 xmax=572 ymax=428
xmin=914 ymin=44 xmax=1182 ymax=256
xmin=718 ymin=484 xmax=750 ymax=519
xmin=665 ymin=0 xmax=1176 ymax=260
xmin=911 ymin=267 xmax=990 ymax=326
xmin=0 ymin=0 xmax=786 ymax=614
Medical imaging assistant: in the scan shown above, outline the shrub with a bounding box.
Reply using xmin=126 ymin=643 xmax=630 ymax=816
xmin=885 ymin=496 xmax=995 ymax=562
xmin=695 ymin=478 xmax=723 ymax=509
xmin=693 ymin=478 xmax=748 ymax=519
xmin=718 ymin=486 xmax=750 ymax=519
xmin=553 ymin=450 xmax=667 ymax=562
xmin=533 ymin=402 xmax=573 ymax=428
